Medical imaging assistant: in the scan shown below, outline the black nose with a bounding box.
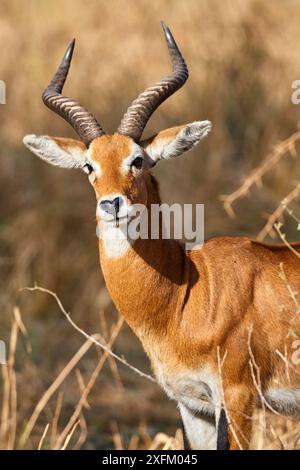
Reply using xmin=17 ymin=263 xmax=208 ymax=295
xmin=100 ymin=197 xmax=122 ymax=216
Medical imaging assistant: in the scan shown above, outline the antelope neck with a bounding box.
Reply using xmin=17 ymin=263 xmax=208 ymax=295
xmin=98 ymin=177 xmax=192 ymax=335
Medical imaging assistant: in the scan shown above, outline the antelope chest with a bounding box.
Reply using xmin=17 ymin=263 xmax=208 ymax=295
xmin=153 ymin=358 xmax=219 ymax=416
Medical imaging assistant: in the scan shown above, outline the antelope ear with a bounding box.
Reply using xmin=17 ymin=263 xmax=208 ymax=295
xmin=23 ymin=135 xmax=87 ymax=169
xmin=141 ymin=120 xmax=212 ymax=165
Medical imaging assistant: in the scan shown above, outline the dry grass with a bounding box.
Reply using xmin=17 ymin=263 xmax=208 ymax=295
xmin=0 ymin=295 xmax=183 ymax=450
xmin=1 ymin=0 xmax=300 ymax=449
xmin=1 ymin=294 xmax=300 ymax=449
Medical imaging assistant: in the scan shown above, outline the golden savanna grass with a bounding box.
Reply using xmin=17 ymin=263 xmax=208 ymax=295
xmin=0 ymin=0 xmax=300 ymax=449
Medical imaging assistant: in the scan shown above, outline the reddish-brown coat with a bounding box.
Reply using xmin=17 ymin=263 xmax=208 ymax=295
xmin=92 ymin=142 xmax=300 ymax=448
xmin=50 ymin=133 xmax=300 ymax=448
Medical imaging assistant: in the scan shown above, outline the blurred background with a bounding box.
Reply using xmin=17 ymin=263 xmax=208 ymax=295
xmin=0 ymin=0 xmax=300 ymax=449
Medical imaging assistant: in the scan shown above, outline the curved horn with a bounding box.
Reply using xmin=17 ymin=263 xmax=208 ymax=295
xmin=117 ymin=22 xmax=188 ymax=142
xmin=42 ymin=39 xmax=105 ymax=147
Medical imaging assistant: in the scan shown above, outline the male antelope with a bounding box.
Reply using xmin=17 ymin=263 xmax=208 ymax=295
xmin=24 ymin=23 xmax=300 ymax=450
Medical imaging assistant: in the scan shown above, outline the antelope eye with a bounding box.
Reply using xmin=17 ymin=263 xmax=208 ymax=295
xmin=131 ymin=157 xmax=143 ymax=170
xmin=83 ymin=163 xmax=94 ymax=175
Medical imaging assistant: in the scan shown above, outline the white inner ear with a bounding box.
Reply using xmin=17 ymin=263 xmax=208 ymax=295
xmin=146 ymin=120 xmax=212 ymax=163
xmin=23 ymin=135 xmax=87 ymax=169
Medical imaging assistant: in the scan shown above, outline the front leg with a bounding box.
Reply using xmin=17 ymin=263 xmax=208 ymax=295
xmin=223 ymin=383 xmax=255 ymax=450
xmin=216 ymin=408 xmax=229 ymax=450
xmin=180 ymin=415 xmax=191 ymax=450
xmin=179 ymin=404 xmax=217 ymax=450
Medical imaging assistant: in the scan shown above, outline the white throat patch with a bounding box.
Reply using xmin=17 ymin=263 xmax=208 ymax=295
xmin=98 ymin=221 xmax=134 ymax=258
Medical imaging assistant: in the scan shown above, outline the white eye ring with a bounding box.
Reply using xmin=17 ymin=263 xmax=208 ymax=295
xmin=83 ymin=163 xmax=94 ymax=175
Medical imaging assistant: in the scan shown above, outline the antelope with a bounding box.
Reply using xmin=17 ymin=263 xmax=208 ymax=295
xmin=23 ymin=23 xmax=300 ymax=450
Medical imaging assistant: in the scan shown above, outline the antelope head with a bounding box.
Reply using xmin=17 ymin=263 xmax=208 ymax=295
xmin=24 ymin=23 xmax=211 ymax=227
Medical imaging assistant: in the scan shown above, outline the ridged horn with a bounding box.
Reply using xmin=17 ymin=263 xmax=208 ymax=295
xmin=42 ymin=39 xmax=105 ymax=147
xmin=117 ymin=22 xmax=188 ymax=142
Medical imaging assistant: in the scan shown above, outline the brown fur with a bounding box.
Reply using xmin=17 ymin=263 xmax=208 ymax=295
xmin=100 ymin=210 xmax=300 ymax=449
xmin=32 ymin=131 xmax=300 ymax=449
xmin=87 ymin=135 xmax=300 ymax=449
